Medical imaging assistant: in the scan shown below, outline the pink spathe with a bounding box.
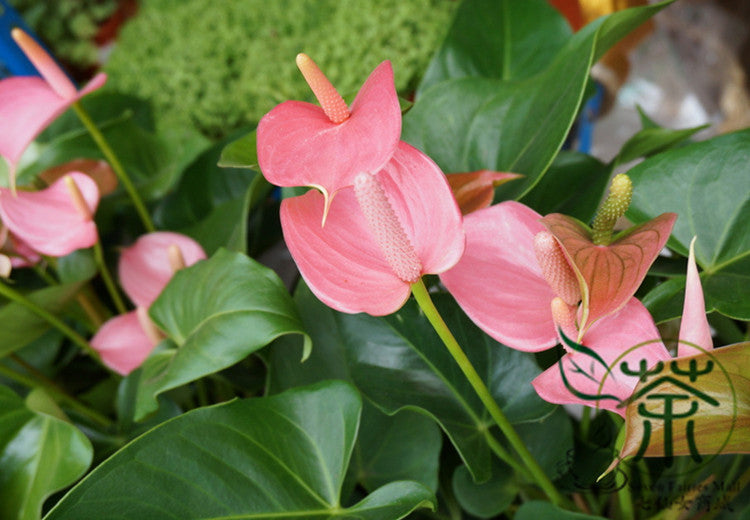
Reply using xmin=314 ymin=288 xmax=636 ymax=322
xmin=90 ymin=311 xmax=156 ymax=376
xmin=257 ymin=58 xmax=401 ymax=203
xmin=0 ymin=29 xmax=106 ymax=188
xmin=119 ymin=231 xmax=207 ymax=308
xmin=281 ymin=141 xmax=464 ymax=316
xmin=0 ymin=172 xmax=99 ymax=256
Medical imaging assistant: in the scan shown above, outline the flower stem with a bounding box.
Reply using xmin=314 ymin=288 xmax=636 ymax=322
xmin=72 ymin=102 xmax=155 ymax=232
xmin=0 ymin=280 xmax=99 ymax=360
xmin=0 ymin=357 xmax=113 ymax=428
xmin=93 ymin=241 xmax=127 ymax=314
xmin=410 ymin=279 xmax=568 ymax=507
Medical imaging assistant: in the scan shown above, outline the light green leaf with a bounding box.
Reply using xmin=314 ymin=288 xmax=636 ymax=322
xmin=218 ymin=129 xmax=257 ymax=169
xmin=0 ymin=385 xmax=92 ymax=520
xmin=45 ymin=381 xmax=435 ymax=520
xmin=133 ymin=249 xmax=310 ymax=420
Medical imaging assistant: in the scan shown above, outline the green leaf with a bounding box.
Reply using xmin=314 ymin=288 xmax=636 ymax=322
xmin=45 ymin=381 xmax=435 ymax=520
xmin=353 ymin=402 xmax=441 ymax=493
xmin=0 ymin=282 xmax=85 ymax=358
xmin=627 ymin=129 xmax=750 ymax=320
xmin=0 ymin=385 xmax=93 ymax=520
xmin=613 ymin=123 xmax=708 ymax=167
xmin=218 ymin=129 xmax=258 ymax=169
xmin=511 ymin=407 xmax=574 ymax=479
xmin=451 ymin=459 xmax=517 ymax=518
xmin=269 ymin=283 xmax=553 ymax=482
xmin=516 ymin=501 xmax=607 ymax=519
xmin=418 ymin=0 xmax=571 ymax=93
xmin=133 ymin=249 xmax=310 ymax=420
xmin=519 ymin=151 xmax=610 ymax=222
xmin=403 ymin=1 xmax=672 ymax=201
xmin=55 ymin=249 xmax=97 ymax=284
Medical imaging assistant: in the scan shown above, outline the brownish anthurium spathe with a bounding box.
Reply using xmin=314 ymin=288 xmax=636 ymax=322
xmin=446 ymin=170 xmax=522 ymax=215
xmin=540 ymin=174 xmax=676 ymax=336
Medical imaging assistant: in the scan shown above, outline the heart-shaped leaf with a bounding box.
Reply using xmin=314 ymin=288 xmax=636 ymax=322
xmin=44 ymin=381 xmax=435 ymax=520
xmin=403 ymin=1 xmax=672 ymax=201
xmin=540 ymin=212 xmax=676 ymax=331
xmin=609 ymin=342 xmax=750 ymax=472
xmin=0 ymin=385 xmax=92 ymax=520
xmin=132 ymin=249 xmax=310 ymax=420
xmin=269 ymin=283 xmax=554 ymax=482
xmin=0 ymin=281 xmax=85 ymax=358
xmin=452 ymin=459 xmax=517 ymax=518
xmin=627 ymin=129 xmax=750 ymax=321
xmin=418 ymin=0 xmax=571 ymax=93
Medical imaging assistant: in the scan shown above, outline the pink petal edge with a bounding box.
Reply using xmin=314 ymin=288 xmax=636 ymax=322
xmin=677 ymin=237 xmax=713 ymax=356
xmin=90 ymin=310 xmax=156 ymax=375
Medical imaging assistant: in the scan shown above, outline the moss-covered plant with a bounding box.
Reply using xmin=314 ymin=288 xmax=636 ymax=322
xmin=104 ymin=0 xmax=458 ymax=138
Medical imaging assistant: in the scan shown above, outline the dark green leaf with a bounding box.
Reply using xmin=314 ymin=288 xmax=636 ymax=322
xmin=133 ymin=249 xmax=310 ymax=420
xmin=452 ymin=459 xmax=517 ymax=518
xmin=353 ymin=402 xmax=441 ymax=493
xmin=56 ymin=249 xmax=97 ymax=284
xmin=269 ymin=283 xmax=553 ymax=481
xmin=45 ymin=381 xmax=435 ymax=520
xmin=418 ymin=0 xmax=571 ymax=94
xmin=511 ymin=407 xmax=574 ymax=479
xmin=516 ymin=501 xmax=607 ymax=519
xmin=403 ymin=1 xmax=672 ymax=201
xmin=627 ymin=129 xmax=750 ymax=320
xmin=0 ymin=385 xmax=92 ymax=520
xmin=613 ymin=123 xmax=708 ymax=167
xmin=0 ymin=282 xmax=85 ymax=358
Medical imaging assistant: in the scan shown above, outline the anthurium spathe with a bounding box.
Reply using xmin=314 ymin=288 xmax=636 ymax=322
xmin=0 ymin=172 xmax=99 ymax=257
xmin=281 ymin=141 xmax=464 ymax=316
xmin=540 ymin=174 xmax=676 ymax=335
xmin=91 ymin=232 xmax=206 ymax=374
xmin=119 ymin=231 xmax=207 ymax=307
xmin=0 ymin=29 xmax=106 ymax=189
xmin=257 ymin=54 xmax=401 ymax=213
xmin=532 ymin=238 xmax=713 ymax=417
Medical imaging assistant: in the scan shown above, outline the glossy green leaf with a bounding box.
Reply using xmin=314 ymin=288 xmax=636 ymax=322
xmin=133 ymin=249 xmax=310 ymax=420
xmin=0 ymin=282 xmax=85 ymax=358
xmin=269 ymin=283 xmax=553 ymax=481
xmin=516 ymin=501 xmax=607 ymax=520
xmin=403 ymin=1 xmax=671 ymax=201
xmin=452 ymin=459 xmax=517 ymax=518
xmin=45 ymin=381 xmax=435 ymax=520
xmin=519 ymin=151 xmax=610 ymax=222
xmin=353 ymin=402 xmax=441 ymax=493
xmin=55 ymin=250 xmax=97 ymax=284
xmin=613 ymin=123 xmax=708 ymax=168
xmin=218 ymin=129 xmax=258 ymax=169
xmin=511 ymin=407 xmax=574 ymax=479
xmin=418 ymin=0 xmax=571 ymax=94
xmin=0 ymin=385 xmax=92 ymax=520
xmin=628 ymin=129 xmax=750 ymax=320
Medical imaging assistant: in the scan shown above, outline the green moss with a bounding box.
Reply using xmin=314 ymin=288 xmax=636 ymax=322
xmin=104 ymin=0 xmax=457 ymax=138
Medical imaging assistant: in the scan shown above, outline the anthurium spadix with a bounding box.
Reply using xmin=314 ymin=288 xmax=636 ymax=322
xmin=281 ymin=141 xmax=464 ymax=315
xmin=257 ymin=54 xmax=401 ymax=217
xmin=0 ymin=172 xmax=99 ymax=257
xmin=0 ymin=29 xmax=106 ymax=189
xmin=91 ymin=232 xmax=207 ymax=374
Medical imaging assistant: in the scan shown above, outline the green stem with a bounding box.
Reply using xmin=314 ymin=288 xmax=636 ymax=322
xmin=485 ymin=431 xmax=533 ymax=480
xmin=580 ymin=405 xmax=592 ymax=439
xmin=410 ymin=279 xmax=568 ymax=507
xmin=0 ymin=280 xmax=99 ymax=360
xmin=93 ymin=241 xmax=127 ymax=314
xmin=0 ymin=358 xmax=113 ymax=428
xmin=72 ymin=102 xmax=155 ymax=232
xmin=617 ymin=463 xmax=634 ymax=520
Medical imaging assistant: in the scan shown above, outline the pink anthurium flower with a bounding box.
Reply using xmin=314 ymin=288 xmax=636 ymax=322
xmin=257 ymin=53 xmax=401 ymax=218
xmin=532 ymin=238 xmax=712 ymax=416
xmin=91 ymin=232 xmax=207 ymax=375
xmin=0 ymin=29 xmax=106 ymax=189
xmin=0 ymin=172 xmax=99 ymax=257
xmin=0 ymin=224 xmax=40 ymax=268
xmin=281 ymin=141 xmax=464 ymax=316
